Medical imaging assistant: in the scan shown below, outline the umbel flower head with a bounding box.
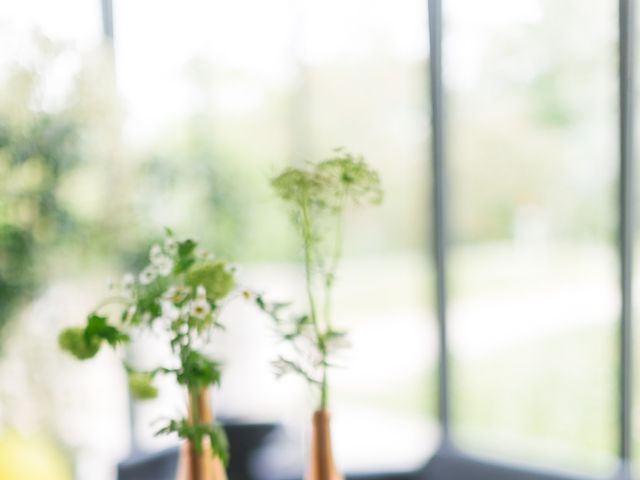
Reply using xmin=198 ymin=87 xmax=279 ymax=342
xmin=58 ymin=230 xmax=238 ymax=464
xmin=271 ymin=149 xmax=383 ymax=215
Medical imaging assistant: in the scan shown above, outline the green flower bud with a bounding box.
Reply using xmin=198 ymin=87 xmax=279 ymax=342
xmin=128 ymin=372 xmax=159 ymax=400
xmin=186 ymin=261 xmax=235 ymax=301
xmin=58 ymin=327 xmax=101 ymax=360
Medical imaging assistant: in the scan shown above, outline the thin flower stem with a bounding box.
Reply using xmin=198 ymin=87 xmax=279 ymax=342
xmin=94 ymin=295 xmax=132 ymax=312
xmin=301 ymin=196 xmax=330 ymax=410
xmin=301 ymin=198 xmax=322 ymax=343
xmin=323 ymin=198 xmax=345 ymax=331
xmin=189 ymin=387 xmax=201 ymax=426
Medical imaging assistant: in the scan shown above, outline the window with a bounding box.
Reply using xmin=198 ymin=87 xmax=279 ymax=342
xmin=426 ymin=0 xmax=635 ymax=479
xmin=1 ymin=1 xmax=636 ymax=479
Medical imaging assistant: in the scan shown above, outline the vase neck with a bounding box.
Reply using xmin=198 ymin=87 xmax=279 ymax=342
xmin=308 ymin=409 xmax=342 ymax=480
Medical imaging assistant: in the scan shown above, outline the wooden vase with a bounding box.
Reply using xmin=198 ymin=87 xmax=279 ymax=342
xmin=175 ymin=389 xmax=228 ymax=480
xmin=306 ymin=409 xmax=343 ymax=480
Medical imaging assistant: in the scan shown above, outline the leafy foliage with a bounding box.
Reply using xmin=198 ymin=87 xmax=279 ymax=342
xmin=156 ymin=418 xmax=229 ymax=464
xmin=128 ymin=372 xmax=159 ymax=400
xmin=177 ymin=350 xmax=223 ymax=390
xmin=0 ymin=59 xmax=84 ymax=338
xmin=262 ymin=150 xmax=383 ymax=409
xmin=57 ymin=327 xmax=101 ymax=360
xmin=85 ymin=314 xmax=129 ymax=348
xmin=186 ymin=261 xmax=235 ymax=301
xmin=58 ymin=231 xmax=238 ymax=464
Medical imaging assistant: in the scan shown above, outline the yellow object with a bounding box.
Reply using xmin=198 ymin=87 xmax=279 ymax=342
xmin=0 ymin=432 xmax=70 ymax=480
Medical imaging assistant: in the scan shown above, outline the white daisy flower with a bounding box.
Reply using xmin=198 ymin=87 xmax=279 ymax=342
xmin=164 ymin=237 xmax=178 ymax=256
xmin=164 ymin=286 xmax=190 ymax=304
xmin=149 ymin=244 xmax=163 ymax=262
xmin=122 ymin=273 xmax=135 ymax=288
xmin=154 ymin=256 xmax=173 ymax=276
xmin=139 ymin=266 xmax=157 ymax=285
xmin=161 ymin=301 xmax=180 ymax=322
xmin=190 ymin=298 xmax=211 ymax=319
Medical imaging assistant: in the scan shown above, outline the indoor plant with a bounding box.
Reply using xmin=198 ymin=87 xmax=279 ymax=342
xmin=254 ymin=150 xmax=383 ymax=480
xmin=58 ymin=230 xmax=237 ymax=480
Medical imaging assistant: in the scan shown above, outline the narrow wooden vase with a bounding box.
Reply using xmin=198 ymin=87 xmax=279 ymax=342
xmin=175 ymin=389 xmax=228 ymax=480
xmin=306 ymin=410 xmax=343 ymax=480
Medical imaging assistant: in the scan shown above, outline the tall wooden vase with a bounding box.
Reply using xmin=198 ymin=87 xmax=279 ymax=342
xmin=175 ymin=389 xmax=228 ymax=480
xmin=306 ymin=410 xmax=343 ymax=480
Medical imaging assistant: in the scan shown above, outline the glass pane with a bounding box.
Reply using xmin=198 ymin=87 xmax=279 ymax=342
xmin=446 ymin=0 xmax=618 ymax=473
xmin=255 ymin=0 xmax=438 ymax=474
xmin=114 ymin=0 xmax=437 ymax=476
xmin=0 ymin=0 xmax=436 ymax=478
xmin=0 ymin=3 xmax=114 ymax=480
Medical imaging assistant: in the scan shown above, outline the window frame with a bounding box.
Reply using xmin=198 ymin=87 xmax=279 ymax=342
xmin=103 ymin=0 xmax=636 ymax=476
xmin=424 ymin=0 xmax=636 ymax=479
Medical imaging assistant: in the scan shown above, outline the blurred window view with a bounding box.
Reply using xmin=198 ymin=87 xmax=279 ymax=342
xmin=0 ymin=1 xmax=637 ymax=480
xmin=0 ymin=1 xmax=434 ymax=479
xmin=445 ymin=0 xmax=619 ymax=474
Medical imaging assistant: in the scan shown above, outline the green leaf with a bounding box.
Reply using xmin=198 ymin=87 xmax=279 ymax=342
xmin=58 ymin=327 xmax=101 ymax=359
xmin=178 ymin=350 xmax=222 ymax=389
xmin=155 ymin=418 xmax=229 ymax=465
xmin=272 ymin=356 xmax=320 ymax=385
xmin=178 ymin=239 xmax=197 ymax=258
xmin=128 ymin=372 xmax=159 ymax=400
xmin=173 ymin=238 xmax=197 ymax=273
xmin=207 ymin=424 xmax=230 ymax=465
xmin=85 ymin=313 xmax=129 ymax=347
xmin=186 ymin=261 xmax=235 ymax=301
xmin=323 ymin=328 xmax=347 ymax=341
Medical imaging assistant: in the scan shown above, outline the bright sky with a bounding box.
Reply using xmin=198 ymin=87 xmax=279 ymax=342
xmin=0 ymin=0 xmax=543 ymax=141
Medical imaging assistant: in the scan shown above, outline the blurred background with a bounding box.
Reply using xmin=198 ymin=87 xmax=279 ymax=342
xmin=0 ymin=0 xmax=631 ymax=479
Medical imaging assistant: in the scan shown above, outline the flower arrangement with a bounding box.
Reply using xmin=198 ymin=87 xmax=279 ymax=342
xmin=58 ymin=230 xmax=237 ymax=476
xmin=254 ymin=150 xmax=383 ymax=479
xmin=256 ymin=150 xmax=383 ymax=409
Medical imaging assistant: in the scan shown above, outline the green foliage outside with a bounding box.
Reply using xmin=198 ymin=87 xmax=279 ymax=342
xmin=0 ymin=42 xmax=84 ymax=336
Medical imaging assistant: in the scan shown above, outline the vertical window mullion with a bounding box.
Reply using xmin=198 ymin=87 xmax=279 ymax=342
xmin=618 ymin=0 xmax=635 ymax=472
xmin=428 ymin=0 xmax=451 ymax=444
xmin=101 ymin=0 xmax=115 ymax=43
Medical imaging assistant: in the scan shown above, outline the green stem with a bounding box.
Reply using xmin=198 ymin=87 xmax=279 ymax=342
xmin=301 ymin=198 xmax=322 ymax=345
xmin=301 ymin=198 xmax=330 ymax=409
xmin=189 ymin=386 xmax=201 ymax=426
xmin=94 ymin=295 xmax=131 ymax=311
xmin=323 ymin=204 xmax=344 ymax=331
xmin=320 ymin=364 xmax=329 ymax=410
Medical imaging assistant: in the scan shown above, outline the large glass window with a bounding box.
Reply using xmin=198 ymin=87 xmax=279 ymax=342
xmin=445 ymin=0 xmax=619 ymax=474
xmin=0 ymin=0 xmax=439 ymax=473
xmin=2 ymin=1 xmax=639 ymax=480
